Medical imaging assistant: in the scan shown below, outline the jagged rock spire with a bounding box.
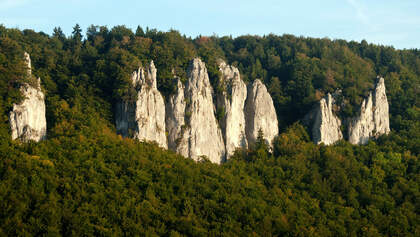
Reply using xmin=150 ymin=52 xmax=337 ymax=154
xmin=166 ymin=78 xmax=186 ymax=151
xmin=24 ymin=51 xmax=31 ymax=75
xmin=121 ymin=57 xmax=282 ymax=163
xmin=216 ymin=60 xmax=248 ymax=158
xmin=166 ymin=58 xmax=226 ymax=163
xmin=9 ymin=52 xmax=47 ymax=142
xmin=311 ymin=93 xmax=343 ymax=145
xmin=146 ymin=60 xmax=157 ymax=88
xmin=130 ymin=61 xmax=157 ymax=88
xmin=245 ymin=79 xmax=279 ymax=147
xmin=348 ymin=77 xmax=390 ymax=144
xmin=116 ymin=61 xmax=167 ymax=148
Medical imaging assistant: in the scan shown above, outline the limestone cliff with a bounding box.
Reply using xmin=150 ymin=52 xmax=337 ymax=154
xmin=118 ymin=58 xmax=282 ymax=162
xmin=245 ymin=79 xmax=279 ymax=147
xmin=166 ymin=58 xmax=225 ymax=163
xmin=116 ymin=61 xmax=167 ymax=148
xmin=9 ymin=52 xmax=47 ymax=142
xmin=166 ymin=78 xmax=186 ymax=151
xmin=348 ymin=77 xmax=390 ymax=144
xmin=216 ymin=60 xmax=248 ymax=158
xmin=311 ymin=93 xmax=343 ymax=145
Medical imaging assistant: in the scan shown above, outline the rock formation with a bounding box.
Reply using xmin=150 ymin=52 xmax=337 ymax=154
xmin=116 ymin=61 xmax=167 ymax=148
xmin=245 ymin=79 xmax=279 ymax=147
xmin=117 ymin=58 xmax=282 ymax=163
xmin=216 ymin=60 xmax=248 ymax=158
xmin=348 ymin=77 xmax=390 ymax=144
xmin=9 ymin=52 xmax=47 ymax=142
xmin=310 ymin=93 xmax=343 ymax=145
xmin=166 ymin=58 xmax=225 ymax=164
xmin=166 ymin=78 xmax=186 ymax=151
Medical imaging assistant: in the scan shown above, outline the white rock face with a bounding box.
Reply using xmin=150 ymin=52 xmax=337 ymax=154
xmin=348 ymin=77 xmax=390 ymax=144
xmin=372 ymin=78 xmax=390 ymax=137
xmin=116 ymin=61 xmax=167 ymax=148
xmin=9 ymin=52 xmax=47 ymax=142
xmin=166 ymin=78 xmax=186 ymax=151
xmin=166 ymin=58 xmax=225 ymax=163
xmin=245 ymin=79 xmax=279 ymax=147
xmin=216 ymin=60 xmax=248 ymax=158
xmin=312 ymin=93 xmax=343 ymax=145
xmin=24 ymin=52 xmax=32 ymax=75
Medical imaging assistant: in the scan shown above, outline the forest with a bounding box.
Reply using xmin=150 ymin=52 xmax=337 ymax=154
xmin=0 ymin=24 xmax=419 ymax=236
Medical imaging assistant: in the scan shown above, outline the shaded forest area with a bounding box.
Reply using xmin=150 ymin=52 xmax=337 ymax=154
xmin=0 ymin=24 xmax=419 ymax=236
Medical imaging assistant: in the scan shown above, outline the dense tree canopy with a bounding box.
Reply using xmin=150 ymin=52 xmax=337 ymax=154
xmin=0 ymin=24 xmax=419 ymax=235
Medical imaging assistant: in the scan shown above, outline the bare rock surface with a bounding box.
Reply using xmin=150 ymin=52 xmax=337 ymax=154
xmin=245 ymin=79 xmax=279 ymax=147
xmin=116 ymin=61 xmax=167 ymax=148
xmin=166 ymin=58 xmax=225 ymax=163
xmin=311 ymin=93 xmax=343 ymax=145
xmin=216 ymin=60 xmax=248 ymax=158
xmin=9 ymin=52 xmax=46 ymax=142
xmin=166 ymin=78 xmax=186 ymax=151
xmin=348 ymin=77 xmax=390 ymax=144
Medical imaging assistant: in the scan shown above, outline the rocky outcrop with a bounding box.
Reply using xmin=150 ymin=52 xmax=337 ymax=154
xmin=245 ymin=79 xmax=279 ymax=147
xmin=348 ymin=77 xmax=390 ymax=144
xmin=118 ymin=58 xmax=283 ymax=163
xmin=166 ymin=58 xmax=225 ymax=163
xmin=116 ymin=61 xmax=167 ymax=148
xmin=311 ymin=93 xmax=343 ymax=145
xmin=166 ymin=78 xmax=186 ymax=151
xmin=216 ymin=60 xmax=248 ymax=158
xmin=9 ymin=52 xmax=47 ymax=142
xmin=24 ymin=52 xmax=32 ymax=75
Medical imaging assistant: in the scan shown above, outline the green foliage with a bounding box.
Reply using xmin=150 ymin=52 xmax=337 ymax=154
xmin=2 ymin=122 xmax=417 ymax=236
xmin=0 ymin=35 xmax=26 ymax=111
xmin=0 ymin=25 xmax=419 ymax=235
xmin=216 ymin=106 xmax=225 ymax=122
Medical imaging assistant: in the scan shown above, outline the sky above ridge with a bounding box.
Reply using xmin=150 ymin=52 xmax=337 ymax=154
xmin=1 ymin=0 xmax=419 ymax=49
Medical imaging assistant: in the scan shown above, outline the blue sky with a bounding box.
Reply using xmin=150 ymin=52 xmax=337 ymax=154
xmin=1 ymin=0 xmax=419 ymax=49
